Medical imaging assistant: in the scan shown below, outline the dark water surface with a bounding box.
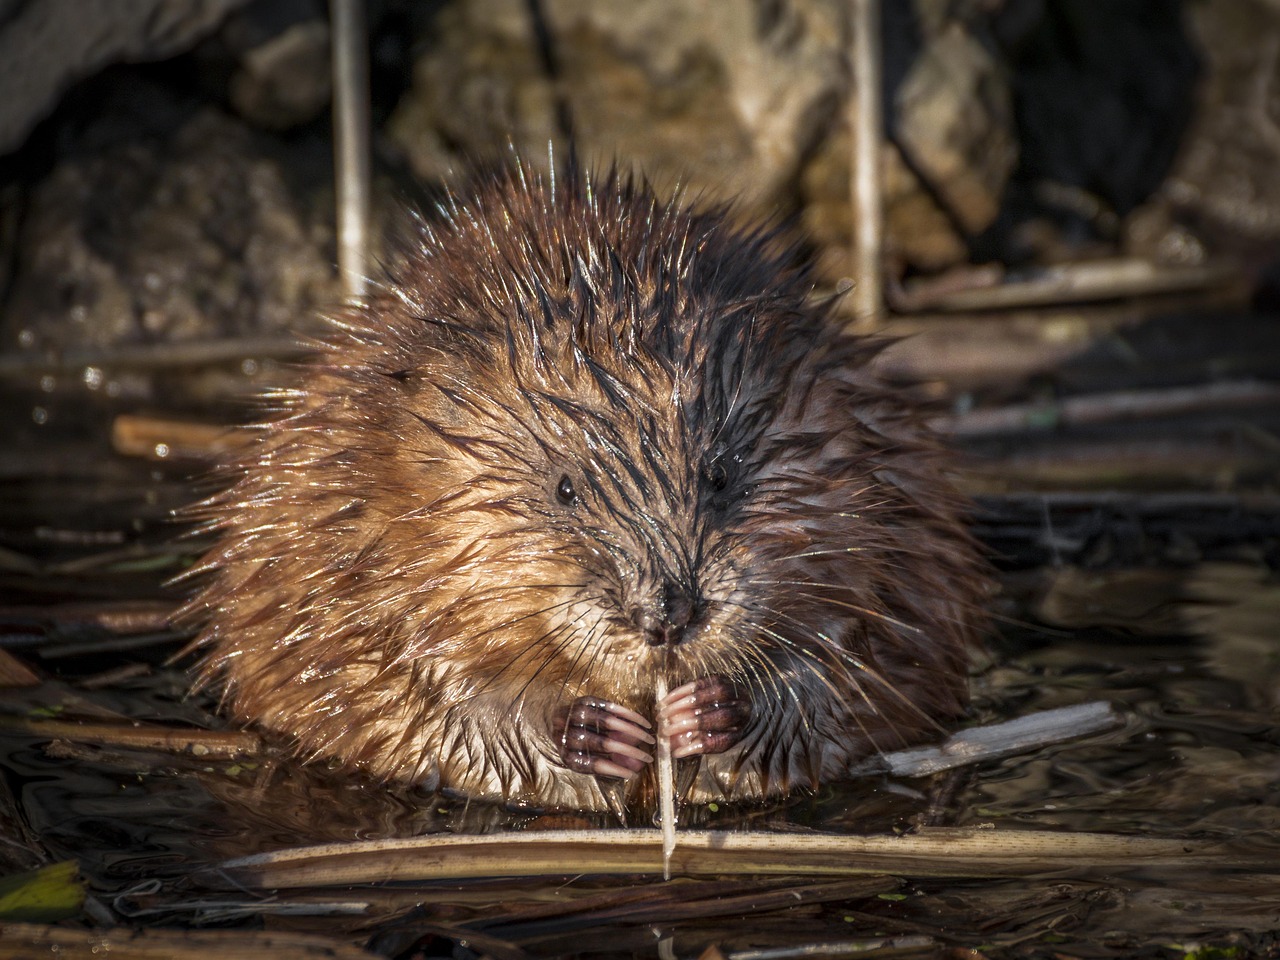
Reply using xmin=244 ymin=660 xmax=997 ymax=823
xmin=1 ymin=435 xmax=1277 ymax=957
xmin=2 ymin=614 xmax=1277 ymax=958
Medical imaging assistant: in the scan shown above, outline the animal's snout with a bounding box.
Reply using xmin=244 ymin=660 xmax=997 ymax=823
xmin=635 ymin=580 xmax=700 ymax=647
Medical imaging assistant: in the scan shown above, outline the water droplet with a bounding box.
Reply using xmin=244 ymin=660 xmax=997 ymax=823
xmin=154 ymin=443 xmax=171 ymax=459
xmin=17 ymin=329 xmax=34 ymax=348
xmin=82 ymin=366 xmax=104 ymax=390
xmin=31 ymin=406 xmax=48 ymax=425
xmin=39 ymin=375 xmax=56 ymax=393
xmin=241 ymin=358 xmax=260 ymax=376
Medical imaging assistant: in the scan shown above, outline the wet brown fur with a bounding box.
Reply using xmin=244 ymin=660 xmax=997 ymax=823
xmin=179 ymin=164 xmax=989 ymax=812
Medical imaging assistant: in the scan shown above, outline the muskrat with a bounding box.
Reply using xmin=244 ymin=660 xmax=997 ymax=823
xmin=180 ymin=164 xmax=988 ymax=814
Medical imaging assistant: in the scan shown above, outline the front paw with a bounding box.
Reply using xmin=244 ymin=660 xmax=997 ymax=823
xmin=658 ymin=676 xmax=751 ymax=759
xmin=552 ymin=697 xmax=655 ymax=780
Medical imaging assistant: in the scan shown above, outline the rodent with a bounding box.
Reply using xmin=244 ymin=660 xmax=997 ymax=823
xmin=180 ymin=163 xmax=988 ymax=815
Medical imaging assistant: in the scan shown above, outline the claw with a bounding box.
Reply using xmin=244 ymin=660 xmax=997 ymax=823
xmin=657 ymin=676 xmax=751 ymax=759
xmin=554 ymin=697 xmax=655 ymax=780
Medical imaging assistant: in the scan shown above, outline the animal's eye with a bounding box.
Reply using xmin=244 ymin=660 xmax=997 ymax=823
xmin=706 ymin=461 xmax=729 ymax=492
xmin=555 ymin=474 xmax=578 ymax=506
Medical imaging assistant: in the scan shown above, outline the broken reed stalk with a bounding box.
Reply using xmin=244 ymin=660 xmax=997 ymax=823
xmin=654 ymin=674 xmax=676 ymax=880
xmin=850 ymin=0 xmax=884 ymax=328
xmin=0 ymin=924 xmax=380 ymax=960
xmin=330 ymin=0 xmax=372 ymax=300
xmin=213 ymin=826 xmax=1271 ymax=889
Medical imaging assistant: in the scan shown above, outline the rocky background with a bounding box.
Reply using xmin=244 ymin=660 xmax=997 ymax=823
xmin=2 ymin=4 xmax=1280 ymax=956
xmin=2 ymin=0 xmax=1278 ymax=360
xmin=1 ymin=0 xmax=1278 ymax=554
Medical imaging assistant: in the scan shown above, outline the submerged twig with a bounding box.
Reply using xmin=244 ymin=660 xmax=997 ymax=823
xmin=890 ymin=258 xmax=1235 ymax=312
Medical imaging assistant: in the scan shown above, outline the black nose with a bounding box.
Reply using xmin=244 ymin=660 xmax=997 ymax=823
xmin=636 ymin=581 xmax=699 ymax=647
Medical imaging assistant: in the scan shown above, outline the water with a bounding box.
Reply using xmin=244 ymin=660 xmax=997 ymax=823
xmin=2 ymin=611 xmax=1277 ymax=956
xmin=0 ymin=438 xmax=1276 ymax=957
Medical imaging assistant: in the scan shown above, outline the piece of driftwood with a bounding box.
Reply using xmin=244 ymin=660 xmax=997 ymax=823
xmin=0 ymin=716 xmax=261 ymax=760
xmin=845 ymin=701 xmax=1121 ymax=778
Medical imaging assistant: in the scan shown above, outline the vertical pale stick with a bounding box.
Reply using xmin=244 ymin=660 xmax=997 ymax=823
xmin=654 ymin=674 xmax=676 ymax=880
xmin=850 ymin=0 xmax=884 ymax=328
xmin=330 ymin=0 xmax=372 ymax=301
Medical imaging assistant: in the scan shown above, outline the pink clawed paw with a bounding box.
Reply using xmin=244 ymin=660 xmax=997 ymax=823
xmin=657 ymin=676 xmax=751 ymax=759
xmin=554 ymin=697 xmax=655 ymax=780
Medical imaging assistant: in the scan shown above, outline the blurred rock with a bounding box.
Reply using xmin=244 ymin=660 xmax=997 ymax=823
xmin=228 ymin=19 xmax=332 ymax=130
xmin=801 ymin=130 xmax=968 ymax=284
xmin=0 ymin=0 xmax=249 ymax=156
xmin=895 ymin=21 xmax=1018 ymax=234
xmin=3 ymin=95 xmax=337 ymax=354
xmin=386 ymin=0 xmax=847 ymax=209
xmin=1165 ymin=0 xmax=1280 ymax=241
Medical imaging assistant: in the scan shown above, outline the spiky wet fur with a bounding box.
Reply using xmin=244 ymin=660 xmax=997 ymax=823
xmin=179 ymin=165 xmax=988 ymax=813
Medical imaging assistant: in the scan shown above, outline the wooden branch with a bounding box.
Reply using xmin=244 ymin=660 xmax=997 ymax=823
xmin=846 ymin=702 xmax=1121 ymax=778
xmin=956 ymin=436 xmax=1280 ymax=493
xmin=330 ymin=0 xmax=372 ymax=300
xmin=0 ymin=649 xmax=40 ymax=688
xmin=111 ymin=414 xmax=249 ymax=461
xmin=937 ymin=379 xmax=1280 ymax=437
xmin=890 ymin=258 xmax=1236 ymax=313
xmin=0 ymin=337 xmax=305 ymax=377
xmin=0 ymin=924 xmax=381 ymax=960
xmin=0 ymin=600 xmax=175 ymax=636
xmin=850 ymin=0 xmax=884 ymax=327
